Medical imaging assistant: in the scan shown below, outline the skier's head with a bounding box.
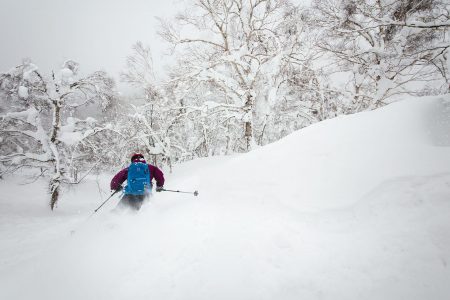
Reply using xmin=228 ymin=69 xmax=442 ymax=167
xmin=131 ymin=153 xmax=145 ymax=163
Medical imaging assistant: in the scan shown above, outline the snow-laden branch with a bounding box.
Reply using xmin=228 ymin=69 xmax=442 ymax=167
xmin=0 ymin=59 xmax=119 ymax=209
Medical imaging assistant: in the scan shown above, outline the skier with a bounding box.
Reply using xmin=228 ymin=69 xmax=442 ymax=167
xmin=110 ymin=153 xmax=165 ymax=210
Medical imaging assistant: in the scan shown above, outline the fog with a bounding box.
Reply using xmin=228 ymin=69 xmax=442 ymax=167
xmin=0 ymin=0 xmax=175 ymax=80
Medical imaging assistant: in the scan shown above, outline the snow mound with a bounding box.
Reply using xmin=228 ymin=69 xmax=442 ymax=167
xmin=184 ymin=95 xmax=450 ymax=212
xmin=1 ymin=95 xmax=449 ymax=300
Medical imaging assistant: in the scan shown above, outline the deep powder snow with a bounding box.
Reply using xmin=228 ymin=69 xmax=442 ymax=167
xmin=1 ymin=95 xmax=450 ymax=300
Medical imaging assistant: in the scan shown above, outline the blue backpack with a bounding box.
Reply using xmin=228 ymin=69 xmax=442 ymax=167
xmin=124 ymin=162 xmax=151 ymax=195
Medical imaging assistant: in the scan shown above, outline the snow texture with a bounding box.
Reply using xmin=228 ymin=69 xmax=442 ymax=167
xmin=18 ymin=86 xmax=29 ymax=99
xmin=0 ymin=95 xmax=449 ymax=300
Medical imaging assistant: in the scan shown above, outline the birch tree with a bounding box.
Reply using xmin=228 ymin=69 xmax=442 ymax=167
xmin=121 ymin=42 xmax=177 ymax=168
xmin=0 ymin=59 xmax=118 ymax=209
xmin=159 ymin=0 xmax=315 ymax=151
xmin=310 ymin=0 xmax=449 ymax=111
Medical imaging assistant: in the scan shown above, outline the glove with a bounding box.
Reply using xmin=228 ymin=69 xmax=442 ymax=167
xmin=115 ymin=185 xmax=123 ymax=192
xmin=156 ymin=186 xmax=164 ymax=192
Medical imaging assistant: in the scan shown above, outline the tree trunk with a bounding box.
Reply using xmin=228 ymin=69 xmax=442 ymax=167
xmin=50 ymin=177 xmax=60 ymax=210
xmin=244 ymin=94 xmax=254 ymax=151
xmin=49 ymin=98 xmax=62 ymax=210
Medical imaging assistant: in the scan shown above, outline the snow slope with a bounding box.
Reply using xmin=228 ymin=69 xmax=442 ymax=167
xmin=1 ymin=95 xmax=450 ymax=300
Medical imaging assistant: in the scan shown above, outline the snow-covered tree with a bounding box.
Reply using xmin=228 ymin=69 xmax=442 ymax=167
xmin=0 ymin=59 xmax=118 ymax=209
xmin=120 ymin=42 xmax=177 ymax=168
xmin=159 ymin=0 xmax=323 ymax=151
xmin=309 ymin=0 xmax=450 ymax=111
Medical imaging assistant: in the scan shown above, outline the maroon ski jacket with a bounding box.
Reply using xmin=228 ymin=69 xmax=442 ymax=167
xmin=110 ymin=162 xmax=165 ymax=190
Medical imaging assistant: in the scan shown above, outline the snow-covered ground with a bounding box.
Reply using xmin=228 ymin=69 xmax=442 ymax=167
xmin=1 ymin=95 xmax=450 ymax=300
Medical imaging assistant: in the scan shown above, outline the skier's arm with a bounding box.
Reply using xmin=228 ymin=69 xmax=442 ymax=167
xmin=149 ymin=165 xmax=165 ymax=187
xmin=110 ymin=168 xmax=128 ymax=190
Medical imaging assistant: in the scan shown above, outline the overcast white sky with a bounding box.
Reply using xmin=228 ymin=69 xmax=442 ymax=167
xmin=0 ymin=0 xmax=176 ymax=79
xmin=1 ymin=0 xmax=306 ymax=84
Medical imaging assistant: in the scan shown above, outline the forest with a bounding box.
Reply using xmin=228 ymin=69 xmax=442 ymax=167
xmin=1 ymin=0 xmax=449 ymax=209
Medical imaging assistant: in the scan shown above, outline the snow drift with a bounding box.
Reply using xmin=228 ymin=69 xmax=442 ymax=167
xmin=1 ymin=95 xmax=450 ymax=300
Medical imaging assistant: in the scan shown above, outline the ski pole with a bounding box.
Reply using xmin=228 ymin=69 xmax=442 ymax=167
xmin=161 ymin=188 xmax=199 ymax=196
xmin=94 ymin=188 xmax=121 ymax=213
xmin=70 ymin=188 xmax=122 ymax=236
xmin=70 ymin=188 xmax=121 ymax=236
